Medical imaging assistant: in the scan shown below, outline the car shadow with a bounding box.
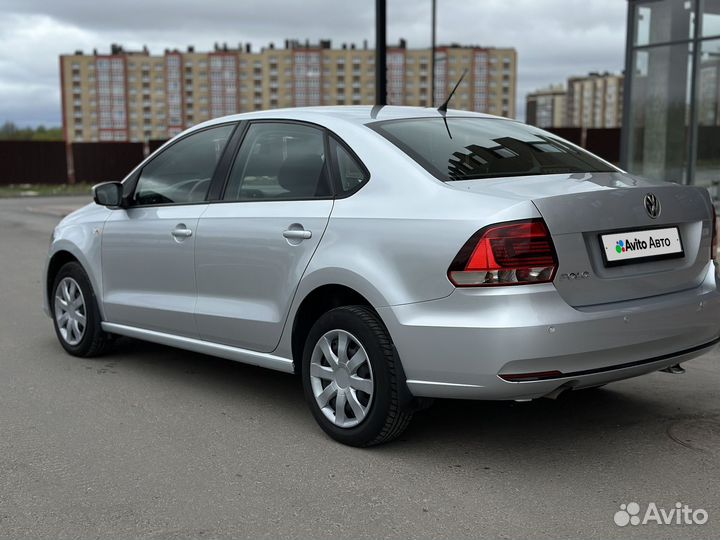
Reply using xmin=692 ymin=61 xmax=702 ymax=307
xmin=98 ymin=336 xmax=699 ymax=462
xmin=104 ymin=336 xmax=303 ymax=390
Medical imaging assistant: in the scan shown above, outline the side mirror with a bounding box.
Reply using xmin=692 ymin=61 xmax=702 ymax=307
xmin=92 ymin=182 xmax=124 ymax=208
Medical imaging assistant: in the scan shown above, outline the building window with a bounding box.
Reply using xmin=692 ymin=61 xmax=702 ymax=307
xmin=623 ymin=0 xmax=720 ymax=194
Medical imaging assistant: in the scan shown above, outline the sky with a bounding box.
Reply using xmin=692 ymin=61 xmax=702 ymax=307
xmin=0 ymin=0 xmax=628 ymax=127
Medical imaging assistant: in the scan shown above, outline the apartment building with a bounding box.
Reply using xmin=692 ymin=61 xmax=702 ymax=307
xmin=525 ymin=72 xmax=623 ymax=129
xmin=525 ymin=84 xmax=567 ymax=128
xmin=566 ymin=72 xmax=624 ymax=129
xmin=60 ymin=40 xmax=517 ymax=142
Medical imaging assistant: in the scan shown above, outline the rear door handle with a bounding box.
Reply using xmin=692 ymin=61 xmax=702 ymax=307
xmin=283 ymin=229 xmax=312 ymax=240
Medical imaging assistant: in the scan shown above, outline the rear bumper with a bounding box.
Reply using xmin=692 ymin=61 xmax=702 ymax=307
xmin=379 ymin=263 xmax=720 ymax=400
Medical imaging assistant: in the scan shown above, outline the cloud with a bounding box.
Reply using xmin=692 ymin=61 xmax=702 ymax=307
xmin=0 ymin=0 xmax=627 ymax=126
xmin=0 ymin=14 xmax=98 ymax=126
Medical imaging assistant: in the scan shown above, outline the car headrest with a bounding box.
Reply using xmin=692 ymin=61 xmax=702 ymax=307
xmin=277 ymin=153 xmax=325 ymax=197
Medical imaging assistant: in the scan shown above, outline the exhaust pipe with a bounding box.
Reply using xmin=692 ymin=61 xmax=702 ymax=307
xmin=543 ymin=381 xmax=577 ymax=400
xmin=660 ymin=363 xmax=686 ymax=374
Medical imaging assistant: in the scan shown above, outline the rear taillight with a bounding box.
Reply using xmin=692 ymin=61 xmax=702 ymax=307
xmin=712 ymin=206 xmax=718 ymax=262
xmin=448 ymin=219 xmax=558 ymax=287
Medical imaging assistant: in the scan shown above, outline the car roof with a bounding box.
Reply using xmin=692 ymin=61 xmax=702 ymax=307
xmin=193 ymin=105 xmax=506 ymax=131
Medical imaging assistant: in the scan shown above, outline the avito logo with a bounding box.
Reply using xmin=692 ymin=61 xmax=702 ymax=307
xmin=614 ymin=501 xmax=708 ymax=527
xmin=615 ymin=236 xmax=672 ymax=255
xmin=621 ymin=238 xmax=648 ymax=252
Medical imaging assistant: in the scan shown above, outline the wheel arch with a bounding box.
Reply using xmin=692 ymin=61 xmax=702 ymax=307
xmin=291 ymin=284 xmax=378 ymax=376
xmin=46 ymin=250 xmax=81 ymax=309
xmin=45 ymin=243 xmax=104 ymax=320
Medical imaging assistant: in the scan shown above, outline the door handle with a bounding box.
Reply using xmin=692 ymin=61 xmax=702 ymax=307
xmin=283 ymin=229 xmax=312 ymax=240
xmin=171 ymin=225 xmax=193 ymax=239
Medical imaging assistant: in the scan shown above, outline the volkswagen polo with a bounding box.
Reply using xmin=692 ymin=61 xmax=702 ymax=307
xmin=43 ymin=106 xmax=720 ymax=446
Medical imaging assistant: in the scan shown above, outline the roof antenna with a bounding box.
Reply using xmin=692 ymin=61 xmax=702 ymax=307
xmin=438 ymin=69 xmax=467 ymax=115
xmin=437 ymin=69 xmax=467 ymax=139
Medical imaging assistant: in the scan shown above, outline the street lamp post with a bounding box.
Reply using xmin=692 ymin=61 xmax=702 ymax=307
xmin=431 ymin=0 xmax=436 ymax=107
xmin=375 ymin=0 xmax=387 ymax=105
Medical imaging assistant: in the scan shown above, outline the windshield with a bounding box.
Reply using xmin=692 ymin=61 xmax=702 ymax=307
xmin=369 ymin=117 xmax=616 ymax=181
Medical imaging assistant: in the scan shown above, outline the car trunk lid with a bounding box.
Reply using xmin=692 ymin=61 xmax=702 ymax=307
xmin=447 ymin=172 xmax=714 ymax=307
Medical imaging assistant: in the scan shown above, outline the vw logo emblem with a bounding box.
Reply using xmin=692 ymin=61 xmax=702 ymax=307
xmin=644 ymin=193 xmax=661 ymax=219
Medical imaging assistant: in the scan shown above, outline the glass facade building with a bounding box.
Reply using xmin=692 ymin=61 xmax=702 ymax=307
xmin=622 ymin=0 xmax=720 ymax=199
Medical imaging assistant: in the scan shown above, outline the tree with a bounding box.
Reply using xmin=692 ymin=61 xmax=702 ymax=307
xmin=0 ymin=121 xmax=19 ymax=138
xmin=0 ymin=121 xmax=64 ymax=141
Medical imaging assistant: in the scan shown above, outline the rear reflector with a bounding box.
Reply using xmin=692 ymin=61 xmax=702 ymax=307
xmin=448 ymin=219 xmax=558 ymax=287
xmin=499 ymin=370 xmax=563 ymax=382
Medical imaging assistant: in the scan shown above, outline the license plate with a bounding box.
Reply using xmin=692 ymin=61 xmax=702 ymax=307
xmin=600 ymin=227 xmax=684 ymax=266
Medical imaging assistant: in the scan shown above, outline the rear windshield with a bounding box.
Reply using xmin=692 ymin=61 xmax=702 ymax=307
xmin=369 ymin=117 xmax=616 ymax=181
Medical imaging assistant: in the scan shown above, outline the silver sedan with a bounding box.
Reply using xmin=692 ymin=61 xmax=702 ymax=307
xmin=43 ymin=106 xmax=720 ymax=446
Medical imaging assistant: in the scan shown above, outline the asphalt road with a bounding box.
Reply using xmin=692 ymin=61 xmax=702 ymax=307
xmin=1 ymin=196 xmax=719 ymax=540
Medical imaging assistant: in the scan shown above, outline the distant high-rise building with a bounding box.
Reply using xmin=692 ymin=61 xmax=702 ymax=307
xmin=525 ymin=85 xmax=566 ymax=128
xmin=566 ymin=72 xmax=624 ymax=129
xmin=60 ymin=40 xmax=517 ymax=143
xmin=526 ymin=72 xmax=624 ymax=130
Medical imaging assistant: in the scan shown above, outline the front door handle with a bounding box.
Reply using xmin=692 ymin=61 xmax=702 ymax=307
xmin=171 ymin=224 xmax=193 ymax=239
xmin=283 ymin=229 xmax=312 ymax=240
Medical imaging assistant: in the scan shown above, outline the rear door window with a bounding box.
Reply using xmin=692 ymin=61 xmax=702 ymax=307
xmin=332 ymin=140 xmax=369 ymax=194
xmin=222 ymin=122 xmax=332 ymax=201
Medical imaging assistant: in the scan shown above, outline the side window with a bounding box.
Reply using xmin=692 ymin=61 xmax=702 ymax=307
xmin=333 ymin=141 xmax=368 ymax=194
xmin=133 ymin=124 xmax=235 ymax=205
xmin=223 ymin=123 xmax=331 ymax=201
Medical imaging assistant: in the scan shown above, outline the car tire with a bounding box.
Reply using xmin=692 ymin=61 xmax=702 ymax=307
xmin=301 ymin=305 xmax=413 ymax=446
xmin=51 ymin=261 xmax=108 ymax=357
